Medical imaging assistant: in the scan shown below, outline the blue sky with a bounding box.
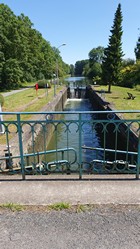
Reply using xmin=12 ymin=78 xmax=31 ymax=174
xmin=1 ymin=0 xmax=140 ymax=65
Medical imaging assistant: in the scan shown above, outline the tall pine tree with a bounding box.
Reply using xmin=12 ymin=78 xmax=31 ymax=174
xmin=102 ymin=3 xmax=123 ymax=92
xmin=134 ymin=34 xmax=140 ymax=60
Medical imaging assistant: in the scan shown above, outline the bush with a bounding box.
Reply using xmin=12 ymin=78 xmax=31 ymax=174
xmin=135 ymin=84 xmax=140 ymax=91
xmin=0 ymin=94 xmax=4 ymax=107
xmin=37 ymin=79 xmax=51 ymax=88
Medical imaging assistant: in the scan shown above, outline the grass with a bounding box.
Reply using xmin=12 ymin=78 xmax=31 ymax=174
xmin=94 ymin=85 xmax=140 ymax=110
xmin=2 ymin=85 xmax=63 ymax=120
xmin=0 ymin=203 xmax=25 ymax=211
xmin=0 ymin=202 xmax=98 ymax=212
xmin=3 ymin=87 xmax=58 ymax=112
xmin=93 ymin=85 xmax=140 ymax=119
xmin=49 ymin=202 xmax=71 ymax=211
xmin=0 ymin=85 xmax=63 ymax=144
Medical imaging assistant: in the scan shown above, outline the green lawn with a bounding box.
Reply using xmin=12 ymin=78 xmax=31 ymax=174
xmin=94 ymin=86 xmax=140 ymax=110
xmin=0 ymin=86 xmax=63 ymax=144
xmin=3 ymin=86 xmax=63 ymax=113
xmin=94 ymin=85 xmax=140 ymax=113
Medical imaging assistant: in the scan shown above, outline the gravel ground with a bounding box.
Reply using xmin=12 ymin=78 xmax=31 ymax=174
xmin=0 ymin=205 xmax=140 ymax=249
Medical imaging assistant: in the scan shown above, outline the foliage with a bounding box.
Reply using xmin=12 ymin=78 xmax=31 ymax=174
xmin=75 ymin=60 xmax=88 ymax=76
xmin=2 ymin=59 xmax=23 ymax=89
xmin=135 ymin=84 xmax=140 ymax=91
xmin=88 ymin=46 xmax=104 ymax=64
xmin=84 ymin=46 xmax=104 ymax=80
xmin=70 ymin=64 xmax=75 ymax=76
xmin=122 ymin=58 xmax=135 ymax=67
xmin=0 ymin=94 xmax=4 ymax=107
xmin=102 ymin=3 xmax=124 ymax=92
xmin=37 ymin=79 xmax=51 ymax=88
xmin=92 ymin=75 xmax=102 ymax=84
xmin=134 ymin=36 xmax=140 ymax=60
xmin=120 ymin=61 xmax=140 ymax=87
xmin=86 ymin=62 xmax=102 ymax=80
xmin=0 ymin=4 xmax=68 ymax=90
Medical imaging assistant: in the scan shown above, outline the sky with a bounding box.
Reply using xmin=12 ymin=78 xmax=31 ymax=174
xmin=1 ymin=0 xmax=140 ymax=65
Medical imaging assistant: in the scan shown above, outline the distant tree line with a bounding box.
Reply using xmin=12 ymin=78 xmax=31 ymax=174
xmin=74 ymin=3 xmax=140 ymax=92
xmin=0 ymin=4 xmax=69 ymax=90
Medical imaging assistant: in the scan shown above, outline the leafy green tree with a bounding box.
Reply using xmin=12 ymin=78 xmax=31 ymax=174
xmin=0 ymin=4 xmax=68 ymax=90
xmin=85 ymin=46 xmax=104 ymax=80
xmin=70 ymin=64 xmax=75 ymax=76
xmin=0 ymin=51 xmax=5 ymax=87
xmin=86 ymin=62 xmax=102 ymax=80
xmin=102 ymin=3 xmax=124 ymax=92
xmin=121 ymin=61 xmax=140 ymax=87
xmin=75 ymin=60 xmax=88 ymax=76
xmin=122 ymin=58 xmax=135 ymax=67
xmin=89 ymin=46 xmax=104 ymax=64
xmin=2 ymin=59 xmax=23 ymax=89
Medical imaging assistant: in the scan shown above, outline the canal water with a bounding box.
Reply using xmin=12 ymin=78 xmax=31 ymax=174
xmin=46 ymin=98 xmax=103 ymax=167
xmin=46 ymin=77 xmax=103 ymax=166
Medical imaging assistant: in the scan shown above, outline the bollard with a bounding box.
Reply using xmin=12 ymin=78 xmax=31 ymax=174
xmin=5 ymin=152 xmax=13 ymax=169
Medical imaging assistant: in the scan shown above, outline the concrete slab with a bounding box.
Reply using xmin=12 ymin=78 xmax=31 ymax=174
xmin=0 ymin=174 xmax=139 ymax=205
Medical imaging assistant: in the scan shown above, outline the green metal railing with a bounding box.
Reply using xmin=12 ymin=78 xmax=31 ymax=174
xmin=0 ymin=110 xmax=140 ymax=179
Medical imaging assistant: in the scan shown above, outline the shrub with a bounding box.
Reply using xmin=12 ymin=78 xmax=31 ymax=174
xmin=0 ymin=94 xmax=4 ymax=107
xmin=135 ymin=84 xmax=140 ymax=91
xmin=37 ymin=79 xmax=51 ymax=88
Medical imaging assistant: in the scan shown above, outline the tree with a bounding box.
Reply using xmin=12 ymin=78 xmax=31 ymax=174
xmin=0 ymin=4 xmax=68 ymax=90
xmin=102 ymin=3 xmax=124 ymax=92
xmin=122 ymin=58 xmax=135 ymax=67
xmin=2 ymin=59 xmax=23 ymax=89
xmin=134 ymin=35 xmax=140 ymax=60
xmin=86 ymin=46 xmax=104 ymax=80
xmin=70 ymin=64 xmax=75 ymax=76
xmin=88 ymin=46 xmax=104 ymax=64
xmin=75 ymin=60 xmax=88 ymax=76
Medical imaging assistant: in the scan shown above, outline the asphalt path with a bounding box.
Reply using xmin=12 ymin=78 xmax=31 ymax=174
xmin=0 ymin=175 xmax=140 ymax=248
xmin=0 ymin=205 xmax=140 ymax=249
xmin=1 ymin=88 xmax=29 ymax=97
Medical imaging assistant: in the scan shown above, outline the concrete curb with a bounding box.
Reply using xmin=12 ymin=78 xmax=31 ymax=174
xmin=0 ymin=175 xmax=139 ymax=205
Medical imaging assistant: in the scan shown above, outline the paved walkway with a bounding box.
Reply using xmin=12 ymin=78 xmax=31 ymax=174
xmin=0 ymin=174 xmax=139 ymax=206
xmin=1 ymin=88 xmax=30 ymax=97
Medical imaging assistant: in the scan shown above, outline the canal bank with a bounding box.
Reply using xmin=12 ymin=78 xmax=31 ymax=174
xmin=86 ymin=85 xmax=138 ymax=151
xmin=0 ymin=87 xmax=67 ymax=167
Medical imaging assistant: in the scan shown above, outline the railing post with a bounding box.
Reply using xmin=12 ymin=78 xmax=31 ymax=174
xmin=79 ymin=113 xmax=82 ymax=179
xmin=17 ymin=114 xmax=25 ymax=180
xmin=136 ymin=133 xmax=140 ymax=179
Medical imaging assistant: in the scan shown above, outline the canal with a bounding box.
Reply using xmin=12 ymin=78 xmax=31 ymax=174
xmin=46 ymin=77 xmax=103 ymax=169
xmin=45 ymin=77 xmax=137 ymax=172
